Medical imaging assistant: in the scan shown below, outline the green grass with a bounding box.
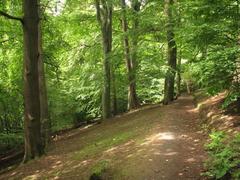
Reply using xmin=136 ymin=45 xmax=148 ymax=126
xmin=91 ymin=159 xmax=110 ymax=176
xmin=72 ymin=131 xmax=137 ymax=160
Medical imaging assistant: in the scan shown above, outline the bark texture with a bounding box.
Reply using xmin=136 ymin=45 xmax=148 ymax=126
xmin=38 ymin=19 xmax=50 ymax=149
xmin=95 ymin=0 xmax=113 ymax=119
xmin=163 ymin=0 xmax=177 ymax=105
xmin=121 ymin=0 xmax=140 ymax=110
xmin=111 ymin=65 xmax=117 ymax=115
xmin=176 ymin=51 xmax=181 ymax=97
xmin=23 ymin=0 xmax=44 ymax=162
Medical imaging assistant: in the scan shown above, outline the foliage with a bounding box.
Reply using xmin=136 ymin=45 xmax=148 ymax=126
xmin=179 ymin=0 xmax=240 ymax=104
xmin=90 ymin=159 xmax=111 ymax=178
xmin=0 ymin=0 xmax=239 ymax=168
xmin=0 ymin=133 xmax=23 ymax=155
xmin=204 ymin=131 xmax=240 ymax=179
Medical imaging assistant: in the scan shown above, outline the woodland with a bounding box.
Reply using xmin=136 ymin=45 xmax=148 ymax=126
xmin=0 ymin=0 xmax=239 ymax=179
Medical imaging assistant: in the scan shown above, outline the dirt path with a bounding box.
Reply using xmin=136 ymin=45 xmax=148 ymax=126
xmin=0 ymin=95 xmax=206 ymax=180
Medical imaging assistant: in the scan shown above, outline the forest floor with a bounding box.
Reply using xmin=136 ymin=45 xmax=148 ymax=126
xmin=0 ymin=95 xmax=207 ymax=180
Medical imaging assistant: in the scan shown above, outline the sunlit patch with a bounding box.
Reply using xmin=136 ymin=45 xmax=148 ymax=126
xmin=187 ymin=108 xmax=198 ymax=113
xmin=186 ymin=157 xmax=196 ymax=163
xmin=105 ymin=147 xmax=118 ymax=153
xmin=23 ymin=174 xmax=40 ymax=180
xmin=156 ymin=132 xmax=175 ymax=140
xmin=103 ymin=140 xmax=135 ymax=155
xmin=189 ymin=147 xmax=196 ymax=151
xmin=82 ymin=160 xmax=91 ymax=166
xmin=56 ymin=161 xmax=62 ymax=165
xmin=51 ymin=160 xmax=64 ymax=169
xmin=178 ymin=172 xmax=183 ymax=176
xmin=166 ymin=148 xmax=173 ymax=152
xmin=82 ymin=124 xmax=95 ymax=130
xmin=181 ymin=134 xmax=188 ymax=138
xmin=11 ymin=172 xmax=17 ymax=176
xmin=152 ymin=143 xmax=163 ymax=146
xmin=163 ymin=152 xmax=178 ymax=156
xmin=127 ymin=154 xmax=134 ymax=158
xmin=71 ymin=159 xmax=91 ymax=169
xmin=137 ymin=149 xmax=144 ymax=153
xmin=141 ymin=132 xmax=175 ymax=146
xmin=207 ymin=111 xmax=214 ymax=118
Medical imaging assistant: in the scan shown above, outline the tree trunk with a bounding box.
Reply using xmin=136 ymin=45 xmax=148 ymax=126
xmin=121 ymin=0 xmax=134 ymax=110
xmin=186 ymin=81 xmax=191 ymax=94
xmin=95 ymin=0 xmax=113 ymax=119
xmin=176 ymin=50 xmax=181 ymax=97
xmin=23 ymin=0 xmax=44 ymax=162
xmin=163 ymin=0 xmax=177 ymax=105
xmin=38 ymin=23 xmax=50 ymax=149
xmin=124 ymin=0 xmax=140 ymax=110
xmin=111 ymin=64 xmax=117 ymax=115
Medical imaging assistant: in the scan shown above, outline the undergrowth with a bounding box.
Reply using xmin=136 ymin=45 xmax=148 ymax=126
xmin=0 ymin=133 xmax=23 ymax=155
xmin=203 ymin=131 xmax=240 ymax=179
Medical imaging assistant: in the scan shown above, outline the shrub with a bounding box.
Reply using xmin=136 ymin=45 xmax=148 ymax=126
xmin=204 ymin=131 xmax=240 ymax=179
xmin=0 ymin=133 xmax=23 ymax=155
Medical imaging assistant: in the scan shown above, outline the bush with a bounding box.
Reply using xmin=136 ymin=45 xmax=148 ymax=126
xmin=204 ymin=131 xmax=240 ymax=179
xmin=0 ymin=133 xmax=23 ymax=155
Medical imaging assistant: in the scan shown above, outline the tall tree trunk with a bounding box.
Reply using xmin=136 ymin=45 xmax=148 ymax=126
xmin=176 ymin=50 xmax=181 ymax=97
xmin=23 ymin=0 xmax=44 ymax=162
xmin=111 ymin=64 xmax=117 ymax=115
xmin=95 ymin=0 xmax=113 ymax=119
xmin=123 ymin=0 xmax=140 ymax=110
xmin=121 ymin=0 xmax=134 ymax=110
xmin=186 ymin=81 xmax=191 ymax=94
xmin=163 ymin=0 xmax=177 ymax=105
xmin=38 ymin=21 xmax=50 ymax=149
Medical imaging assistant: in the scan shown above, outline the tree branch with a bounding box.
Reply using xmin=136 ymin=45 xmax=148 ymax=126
xmin=0 ymin=10 xmax=23 ymax=23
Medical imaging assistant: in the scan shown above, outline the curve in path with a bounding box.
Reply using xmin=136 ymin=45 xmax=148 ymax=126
xmin=0 ymin=95 xmax=206 ymax=180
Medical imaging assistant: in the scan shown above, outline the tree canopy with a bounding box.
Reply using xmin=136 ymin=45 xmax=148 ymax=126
xmin=0 ymin=0 xmax=239 ymax=178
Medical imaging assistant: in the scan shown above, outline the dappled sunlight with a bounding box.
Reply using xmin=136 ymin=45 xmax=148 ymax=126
xmin=185 ymin=158 xmax=196 ymax=163
xmin=141 ymin=132 xmax=175 ymax=146
xmin=162 ymin=152 xmax=178 ymax=156
xmin=53 ymin=123 xmax=98 ymax=142
xmin=207 ymin=111 xmax=214 ymax=118
xmin=9 ymin=171 xmax=23 ymax=178
xmin=201 ymin=92 xmax=226 ymax=107
xmin=0 ymin=95 xmax=207 ymax=180
xmin=154 ymin=132 xmax=175 ymax=140
xmin=105 ymin=147 xmax=118 ymax=153
xmin=127 ymin=154 xmax=134 ymax=158
xmin=103 ymin=140 xmax=135 ymax=155
xmin=187 ymin=108 xmax=198 ymax=113
xmin=23 ymin=174 xmax=41 ymax=180
xmin=154 ymin=152 xmax=161 ymax=155
xmin=189 ymin=147 xmax=196 ymax=151
xmin=51 ymin=160 xmax=63 ymax=169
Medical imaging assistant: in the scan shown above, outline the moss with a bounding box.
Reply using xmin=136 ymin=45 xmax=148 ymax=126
xmin=91 ymin=159 xmax=110 ymax=176
xmin=72 ymin=131 xmax=136 ymax=160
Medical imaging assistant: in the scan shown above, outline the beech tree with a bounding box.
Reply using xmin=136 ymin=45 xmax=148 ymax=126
xmin=38 ymin=4 xmax=50 ymax=150
xmin=121 ymin=0 xmax=141 ymax=110
xmin=95 ymin=0 xmax=113 ymax=119
xmin=163 ymin=0 xmax=177 ymax=105
xmin=0 ymin=0 xmax=47 ymax=162
xmin=1 ymin=2 xmax=239 ymax=174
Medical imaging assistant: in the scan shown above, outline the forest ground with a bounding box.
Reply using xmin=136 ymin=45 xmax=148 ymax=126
xmin=0 ymin=95 xmax=207 ymax=180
